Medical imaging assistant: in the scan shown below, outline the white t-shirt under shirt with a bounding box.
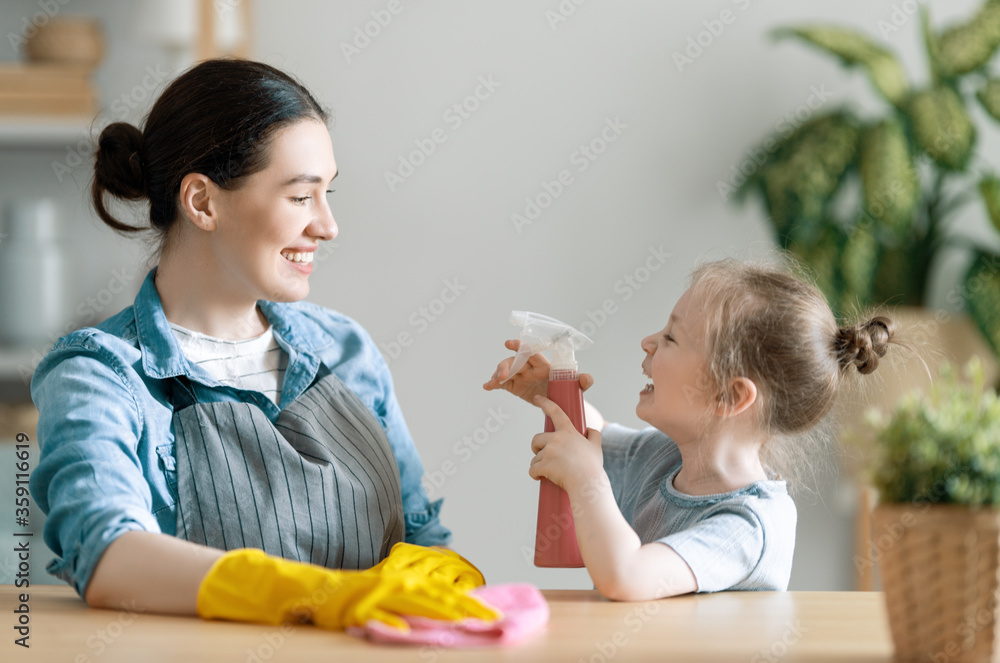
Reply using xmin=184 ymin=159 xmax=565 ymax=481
xmin=169 ymin=322 xmax=287 ymax=405
xmin=601 ymin=423 xmax=797 ymax=592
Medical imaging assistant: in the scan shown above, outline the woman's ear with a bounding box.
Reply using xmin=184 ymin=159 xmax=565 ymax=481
xmin=178 ymin=173 xmax=219 ymax=231
xmin=716 ymin=377 xmax=757 ymax=418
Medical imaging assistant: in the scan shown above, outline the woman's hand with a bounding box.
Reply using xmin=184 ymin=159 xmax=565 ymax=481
xmin=482 ymin=339 xmax=593 ymax=404
xmin=527 ymin=395 xmax=604 ymax=495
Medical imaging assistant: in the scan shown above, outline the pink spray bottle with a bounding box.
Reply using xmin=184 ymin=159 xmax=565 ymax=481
xmin=503 ymin=311 xmax=593 ymax=568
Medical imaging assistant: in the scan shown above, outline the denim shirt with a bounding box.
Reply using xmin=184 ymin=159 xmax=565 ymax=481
xmin=30 ymin=268 xmax=451 ymax=597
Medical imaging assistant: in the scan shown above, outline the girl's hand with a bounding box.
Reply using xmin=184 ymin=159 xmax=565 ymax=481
xmin=528 ymin=395 xmax=604 ymax=495
xmin=482 ymin=339 xmax=593 ymax=404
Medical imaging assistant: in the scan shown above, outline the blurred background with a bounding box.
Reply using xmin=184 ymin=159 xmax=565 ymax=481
xmin=1 ymin=0 xmax=999 ymax=592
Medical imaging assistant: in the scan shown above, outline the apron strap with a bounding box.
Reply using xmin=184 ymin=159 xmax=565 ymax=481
xmin=168 ymin=374 xmax=199 ymax=413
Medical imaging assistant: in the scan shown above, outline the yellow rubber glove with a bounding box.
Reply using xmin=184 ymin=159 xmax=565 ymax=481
xmin=369 ymin=542 xmax=486 ymax=592
xmin=197 ymin=549 xmax=501 ymax=631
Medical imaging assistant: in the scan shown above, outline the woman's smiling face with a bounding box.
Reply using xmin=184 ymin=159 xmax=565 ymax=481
xmin=209 ymin=119 xmax=338 ymax=304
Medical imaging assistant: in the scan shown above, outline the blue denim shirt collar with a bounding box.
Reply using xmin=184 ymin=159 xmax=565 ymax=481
xmin=133 ymin=267 xmax=187 ymax=379
xmin=132 ymin=267 xmax=330 ymax=388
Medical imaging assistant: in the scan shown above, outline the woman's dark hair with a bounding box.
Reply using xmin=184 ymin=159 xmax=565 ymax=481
xmin=91 ymin=58 xmax=328 ymax=248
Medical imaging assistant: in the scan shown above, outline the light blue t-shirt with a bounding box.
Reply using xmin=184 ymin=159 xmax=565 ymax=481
xmin=602 ymin=423 xmax=796 ymax=592
xmin=30 ymin=267 xmax=451 ymax=597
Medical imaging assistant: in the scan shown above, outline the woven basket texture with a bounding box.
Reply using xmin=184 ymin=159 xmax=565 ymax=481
xmin=875 ymin=504 xmax=1000 ymax=663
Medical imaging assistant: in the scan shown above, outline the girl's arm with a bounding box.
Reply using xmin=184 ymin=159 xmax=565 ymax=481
xmin=567 ymin=473 xmax=696 ymax=600
xmin=530 ymin=396 xmax=696 ymax=601
xmin=84 ymin=531 xmax=222 ymax=613
xmin=583 ymin=400 xmax=605 ymax=431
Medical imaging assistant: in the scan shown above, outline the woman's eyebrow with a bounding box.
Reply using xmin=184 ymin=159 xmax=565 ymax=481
xmin=282 ymin=170 xmax=339 ymax=186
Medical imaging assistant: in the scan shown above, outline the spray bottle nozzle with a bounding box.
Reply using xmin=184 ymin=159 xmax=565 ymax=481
xmin=501 ymin=311 xmax=593 ymax=384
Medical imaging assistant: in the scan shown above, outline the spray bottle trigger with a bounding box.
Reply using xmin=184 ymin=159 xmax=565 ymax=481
xmin=500 ymin=337 xmax=540 ymax=385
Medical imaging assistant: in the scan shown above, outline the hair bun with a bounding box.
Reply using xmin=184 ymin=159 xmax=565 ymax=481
xmin=836 ymin=316 xmax=894 ymax=375
xmin=94 ymin=122 xmax=146 ymax=200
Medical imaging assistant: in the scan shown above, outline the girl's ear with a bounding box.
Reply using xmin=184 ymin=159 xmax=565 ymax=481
xmin=716 ymin=377 xmax=757 ymax=418
xmin=178 ymin=173 xmax=220 ymax=231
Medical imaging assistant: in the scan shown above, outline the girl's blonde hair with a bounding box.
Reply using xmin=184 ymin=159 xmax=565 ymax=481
xmin=690 ymin=258 xmax=896 ymax=486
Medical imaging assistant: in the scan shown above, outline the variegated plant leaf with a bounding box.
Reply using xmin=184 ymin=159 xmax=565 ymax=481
xmin=773 ymin=26 xmax=909 ymax=105
xmin=966 ymin=251 xmax=1000 ymax=356
xmin=873 ymin=245 xmax=922 ymax=307
xmin=841 ymin=223 xmax=879 ymax=305
xmin=981 ymin=175 xmax=1000 ymax=234
xmin=760 ymin=113 xmax=859 ymax=245
xmin=978 ymin=78 xmax=1000 ymax=121
xmin=936 ymin=0 xmax=1000 ymax=77
xmin=906 ymin=86 xmax=976 ymax=170
xmin=859 ymin=119 xmax=920 ymax=237
xmin=787 ymin=222 xmax=844 ymax=309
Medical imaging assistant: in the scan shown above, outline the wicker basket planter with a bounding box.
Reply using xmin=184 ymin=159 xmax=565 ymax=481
xmin=875 ymin=503 xmax=1000 ymax=663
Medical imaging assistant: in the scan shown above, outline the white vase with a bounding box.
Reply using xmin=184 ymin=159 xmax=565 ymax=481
xmin=0 ymin=199 xmax=67 ymax=347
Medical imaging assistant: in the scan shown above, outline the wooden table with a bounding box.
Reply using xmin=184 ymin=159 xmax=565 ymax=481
xmin=1 ymin=585 xmax=893 ymax=661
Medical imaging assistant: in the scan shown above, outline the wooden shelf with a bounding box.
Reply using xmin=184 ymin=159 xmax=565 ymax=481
xmin=0 ymin=116 xmax=93 ymax=148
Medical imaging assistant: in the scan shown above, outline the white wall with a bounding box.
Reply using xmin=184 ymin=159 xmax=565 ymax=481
xmin=251 ymin=0 xmax=995 ymax=591
xmin=2 ymin=0 xmax=996 ymax=590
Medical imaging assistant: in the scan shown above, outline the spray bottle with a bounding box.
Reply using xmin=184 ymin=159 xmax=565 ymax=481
xmin=503 ymin=311 xmax=593 ymax=568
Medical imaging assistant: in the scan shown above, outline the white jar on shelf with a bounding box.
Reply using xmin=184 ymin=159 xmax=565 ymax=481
xmin=0 ymin=199 xmax=67 ymax=347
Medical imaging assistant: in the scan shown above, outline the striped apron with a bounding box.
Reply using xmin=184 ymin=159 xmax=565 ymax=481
xmin=167 ymin=368 xmax=405 ymax=570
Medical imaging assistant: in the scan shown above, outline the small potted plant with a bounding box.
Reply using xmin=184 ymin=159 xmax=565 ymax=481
xmin=865 ymin=357 xmax=1000 ymax=662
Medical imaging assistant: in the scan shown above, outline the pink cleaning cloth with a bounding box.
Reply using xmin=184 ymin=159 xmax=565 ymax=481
xmin=347 ymin=583 xmax=549 ymax=648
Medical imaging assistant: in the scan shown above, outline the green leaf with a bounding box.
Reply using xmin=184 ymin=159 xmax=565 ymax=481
xmin=773 ymin=26 xmax=909 ymax=105
xmin=965 ymin=251 xmax=1000 ymax=356
xmin=872 ymin=243 xmax=923 ymax=307
xmin=759 ymin=112 xmax=860 ymax=245
xmin=787 ymin=221 xmax=845 ymax=310
xmin=977 ymin=78 xmax=1000 ymax=121
xmin=871 ymin=356 xmax=1000 ymax=506
xmin=906 ymin=86 xmax=976 ymax=170
xmin=858 ymin=119 xmax=920 ymax=237
xmin=935 ymin=0 xmax=1000 ymax=77
xmin=980 ymin=175 xmax=1000 ymax=234
xmin=841 ymin=223 xmax=879 ymax=306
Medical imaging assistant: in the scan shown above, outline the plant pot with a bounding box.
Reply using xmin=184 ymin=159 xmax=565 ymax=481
xmin=874 ymin=503 xmax=1000 ymax=662
xmin=846 ymin=307 xmax=1000 ymax=590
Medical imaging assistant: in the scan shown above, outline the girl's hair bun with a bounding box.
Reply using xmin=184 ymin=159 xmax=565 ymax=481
xmin=835 ymin=316 xmax=894 ymax=375
xmin=94 ymin=122 xmax=146 ymax=201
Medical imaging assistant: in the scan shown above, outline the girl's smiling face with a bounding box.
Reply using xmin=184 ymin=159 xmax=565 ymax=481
xmin=637 ymin=286 xmax=717 ymax=442
xmin=209 ymin=119 xmax=338 ymax=304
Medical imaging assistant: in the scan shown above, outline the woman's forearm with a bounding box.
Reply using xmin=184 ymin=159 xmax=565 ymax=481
xmin=84 ymin=531 xmax=223 ymax=614
xmin=568 ymin=474 xmax=697 ymax=601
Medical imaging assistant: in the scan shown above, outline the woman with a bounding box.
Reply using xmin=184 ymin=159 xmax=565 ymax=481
xmin=29 ymin=58 xmax=493 ymax=628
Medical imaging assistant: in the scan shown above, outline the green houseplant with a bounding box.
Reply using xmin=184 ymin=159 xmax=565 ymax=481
xmin=865 ymin=358 xmax=1000 ymax=661
xmin=736 ymin=1 xmax=1000 ymax=356
xmin=867 ymin=358 xmax=1000 ymax=505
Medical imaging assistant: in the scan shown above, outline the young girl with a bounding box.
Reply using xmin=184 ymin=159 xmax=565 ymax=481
xmin=484 ymin=258 xmax=895 ymax=600
xmin=30 ymin=58 xmax=495 ymax=630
